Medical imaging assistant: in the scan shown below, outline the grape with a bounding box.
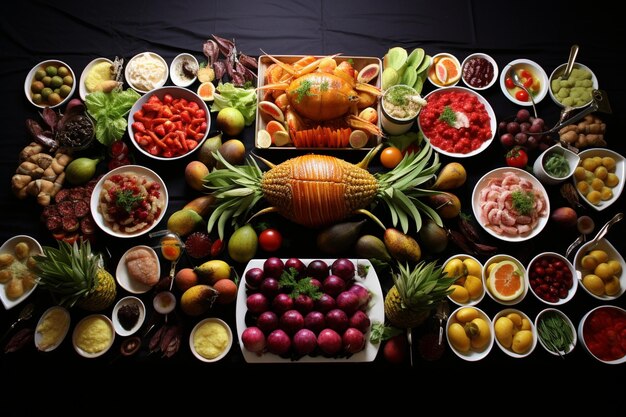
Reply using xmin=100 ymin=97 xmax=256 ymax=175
xmin=498 ymin=121 xmax=507 ymax=131
xmin=529 ymin=123 xmax=543 ymax=134
xmin=520 ymin=122 xmax=531 ymax=133
xmin=526 ymin=135 xmax=538 ymax=150
xmin=514 ymin=132 xmax=528 ymax=145
xmin=516 ymin=109 xmax=530 ymax=122
xmin=500 ymin=133 xmax=515 ymax=148
xmin=507 ymin=121 xmax=520 ymax=134
xmin=532 ymin=117 xmax=545 ymax=127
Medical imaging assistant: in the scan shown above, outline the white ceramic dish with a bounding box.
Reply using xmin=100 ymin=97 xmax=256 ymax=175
xmin=427 ymin=52 xmax=462 ymax=87
xmin=112 ymin=296 xmax=146 ymax=336
xmin=527 ymin=252 xmax=577 ymax=305
xmin=24 ymin=59 xmax=76 ymax=109
xmin=170 ymin=53 xmax=198 ymax=87
xmin=417 ymin=86 xmax=496 ymax=158
xmin=461 ymin=52 xmax=498 ymax=91
xmin=90 ymin=165 xmax=168 ymax=238
xmin=574 ymin=237 xmax=625 ymax=301
xmin=153 ymin=291 xmax=177 ymax=314
xmin=446 ymin=306 xmax=494 ymax=361
xmin=548 ymin=62 xmax=598 ymax=109
xmin=578 ymin=305 xmax=626 ymax=364
xmin=115 ymin=245 xmax=161 ymax=294
xmin=72 ymin=314 xmax=115 ymax=358
xmin=533 ymin=143 xmax=580 ymax=186
xmin=124 ymin=52 xmax=168 ymax=94
xmin=79 ymin=57 xmax=114 ymax=101
xmin=483 ymin=254 xmax=528 ymax=306
xmin=236 ymin=258 xmax=383 ymax=363
xmin=442 ymin=254 xmax=485 ymax=306
xmin=500 ymin=59 xmax=548 ymax=106
xmin=535 ymin=308 xmax=576 ymax=356
xmin=492 ymin=308 xmax=537 ymax=358
xmin=126 ymin=86 xmax=210 ymax=160
xmin=572 ymin=148 xmax=625 ymax=212
xmin=472 ymin=167 xmax=550 ymax=242
xmin=34 ymin=306 xmax=71 ymax=352
xmin=190 ymin=317 xmax=233 ymax=362
xmin=0 ymin=235 xmax=42 ymax=310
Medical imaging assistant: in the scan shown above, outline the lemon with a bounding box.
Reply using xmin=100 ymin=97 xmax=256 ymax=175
xmin=470 ymin=318 xmax=491 ymax=350
xmin=456 ymin=307 xmax=479 ymax=323
xmin=512 ymin=330 xmax=533 ymax=354
xmin=444 ymin=258 xmax=465 ymax=279
xmin=595 ymin=263 xmax=614 ymax=281
xmin=463 ymin=258 xmax=482 ymax=278
xmin=464 ymin=275 xmax=483 ymax=300
xmin=602 ymin=156 xmax=616 ymax=170
xmin=449 ymin=284 xmax=470 ymax=304
xmin=604 ymin=276 xmax=621 ymax=296
xmin=256 ymin=129 xmax=272 ymax=149
xmin=495 ymin=317 xmax=514 ymax=348
xmin=574 ymin=166 xmax=587 ymax=181
xmin=489 ymin=260 xmax=524 ymax=301
xmin=582 ymin=274 xmax=605 ymax=296
xmin=589 ymin=250 xmax=609 ymax=263
xmin=521 ymin=318 xmax=532 ymax=331
xmin=506 ymin=313 xmax=523 ymax=328
xmin=448 ymin=322 xmax=470 ymax=353
xmin=608 ymin=260 xmax=622 ymax=275
xmin=580 ymin=254 xmax=598 ymax=271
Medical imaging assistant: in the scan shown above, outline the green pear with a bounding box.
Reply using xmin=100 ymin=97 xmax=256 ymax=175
xmin=197 ymin=132 xmax=222 ymax=169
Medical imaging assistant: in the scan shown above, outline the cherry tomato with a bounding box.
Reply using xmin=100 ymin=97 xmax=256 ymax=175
xmin=505 ymin=77 xmax=515 ymax=89
xmin=505 ymin=146 xmax=528 ymax=168
xmin=259 ymin=228 xmax=283 ymax=252
xmin=515 ymin=90 xmax=529 ymax=101
xmin=380 ymin=146 xmax=403 ymax=169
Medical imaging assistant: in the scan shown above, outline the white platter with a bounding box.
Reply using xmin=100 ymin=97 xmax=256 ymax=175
xmin=90 ymin=164 xmax=168 ymax=238
xmin=34 ymin=306 xmax=71 ymax=352
xmin=111 ymin=296 xmax=146 ymax=336
xmin=190 ymin=317 xmax=233 ymax=363
xmin=472 ymin=167 xmax=550 ymax=242
xmin=79 ymin=57 xmax=114 ymax=101
xmin=72 ymin=314 xmax=115 ymax=358
xmin=236 ymin=258 xmax=383 ymax=363
xmin=115 ymin=245 xmax=160 ymax=294
xmin=0 ymin=235 xmax=42 ymax=310
xmin=572 ymin=148 xmax=625 ymax=212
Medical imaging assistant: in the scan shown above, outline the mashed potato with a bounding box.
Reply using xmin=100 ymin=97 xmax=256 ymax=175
xmin=36 ymin=308 xmax=70 ymax=351
xmin=75 ymin=316 xmax=113 ymax=354
xmin=193 ymin=321 xmax=229 ymax=359
xmin=126 ymin=53 xmax=166 ymax=91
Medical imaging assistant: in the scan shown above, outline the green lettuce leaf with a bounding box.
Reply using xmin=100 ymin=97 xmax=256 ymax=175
xmin=210 ymin=82 xmax=257 ymax=126
xmin=86 ymin=89 xmax=140 ymax=146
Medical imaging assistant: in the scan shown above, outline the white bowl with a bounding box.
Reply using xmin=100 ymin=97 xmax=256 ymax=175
xmin=170 ymin=53 xmax=198 ymax=87
xmin=572 ymin=148 xmax=624 ymax=211
xmin=190 ymin=317 xmax=233 ymax=362
xmin=535 ymin=308 xmax=576 ymax=356
xmin=446 ymin=306 xmax=494 ymax=361
xmin=125 ymin=52 xmax=168 ymax=94
xmin=500 ymin=59 xmax=548 ymax=106
xmin=461 ymin=52 xmax=498 ymax=90
xmin=533 ymin=143 xmax=580 ymax=185
xmin=417 ymin=86 xmax=496 ymax=158
xmin=115 ymin=245 xmax=161 ymax=294
xmin=79 ymin=57 xmax=114 ymax=101
xmin=0 ymin=235 xmax=42 ymax=310
xmin=527 ymin=252 xmax=578 ymax=305
xmin=578 ymin=305 xmax=626 ymax=364
xmin=549 ymin=62 xmax=598 ymax=109
xmin=127 ymin=86 xmax=210 ymax=160
xmin=153 ymin=291 xmax=177 ymax=315
xmin=427 ymin=52 xmax=461 ymax=87
xmin=34 ymin=306 xmax=71 ymax=352
xmin=472 ymin=167 xmax=550 ymax=242
xmin=72 ymin=314 xmax=115 ymax=358
xmin=483 ymin=254 xmax=528 ymax=306
xmin=24 ymin=59 xmax=76 ymax=109
xmin=112 ymin=296 xmax=146 ymax=336
xmin=442 ymin=254 xmax=485 ymax=306
xmin=90 ymin=165 xmax=168 ymax=238
xmin=493 ymin=308 xmax=537 ymax=358
xmin=574 ymin=237 xmax=625 ymax=301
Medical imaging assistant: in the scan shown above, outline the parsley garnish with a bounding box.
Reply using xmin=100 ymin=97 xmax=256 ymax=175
xmin=319 ymin=80 xmax=329 ymax=92
xmin=115 ymin=189 xmax=143 ymax=213
xmin=439 ymin=106 xmax=456 ymax=126
xmin=278 ymin=267 xmax=322 ymax=300
xmin=511 ymin=190 xmax=535 ymax=215
xmin=294 ymin=80 xmax=314 ymax=103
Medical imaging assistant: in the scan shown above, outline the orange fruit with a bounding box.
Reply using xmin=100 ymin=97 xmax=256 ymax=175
xmin=438 ymin=57 xmax=460 ymax=85
xmin=213 ymin=279 xmax=238 ymax=304
xmin=380 ymin=146 xmax=403 ymax=169
xmin=175 ymin=268 xmax=199 ymax=292
xmin=266 ymin=120 xmax=286 ymax=138
xmin=489 ymin=260 xmax=524 ymax=301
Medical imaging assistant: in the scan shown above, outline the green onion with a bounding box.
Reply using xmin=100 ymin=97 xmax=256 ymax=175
xmin=537 ymin=311 xmax=574 ymax=354
xmin=544 ymin=153 xmax=570 ymax=178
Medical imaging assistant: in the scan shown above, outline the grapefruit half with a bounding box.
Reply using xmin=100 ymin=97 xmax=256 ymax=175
xmin=489 ymin=260 xmax=524 ymax=301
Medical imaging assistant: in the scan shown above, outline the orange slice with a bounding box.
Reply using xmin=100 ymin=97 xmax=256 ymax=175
xmin=438 ymin=57 xmax=460 ymax=85
xmin=489 ymin=260 xmax=524 ymax=301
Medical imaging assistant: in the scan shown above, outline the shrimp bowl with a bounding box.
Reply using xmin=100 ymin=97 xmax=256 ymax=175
xmin=472 ymin=167 xmax=550 ymax=242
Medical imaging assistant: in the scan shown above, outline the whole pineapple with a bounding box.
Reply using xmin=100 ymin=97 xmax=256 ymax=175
xmin=35 ymin=240 xmax=116 ymax=311
xmin=384 ymin=261 xmax=456 ymax=328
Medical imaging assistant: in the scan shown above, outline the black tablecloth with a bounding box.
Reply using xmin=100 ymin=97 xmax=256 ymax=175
xmin=1 ymin=0 xmax=625 ymax=406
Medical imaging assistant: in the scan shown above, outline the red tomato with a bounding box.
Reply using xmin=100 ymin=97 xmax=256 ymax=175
xmin=515 ymin=90 xmax=529 ymax=101
xmin=505 ymin=77 xmax=515 ymax=89
xmin=259 ymin=228 xmax=283 ymax=252
xmin=505 ymin=146 xmax=528 ymax=168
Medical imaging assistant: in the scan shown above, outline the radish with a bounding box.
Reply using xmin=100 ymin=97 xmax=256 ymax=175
xmin=342 ymin=327 xmax=365 ymax=354
xmin=272 ymin=293 xmax=294 ymax=314
xmin=348 ymin=283 xmax=371 ymax=309
xmin=306 ymin=259 xmax=329 ymax=279
xmin=293 ymin=328 xmax=317 ymax=355
xmin=294 ymin=294 xmax=314 ymax=314
xmin=323 ymin=275 xmax=345 ymax=297
xmin=304 ymin=311 xmax=326 ymax=334
xmin=331 ymin=258 xmax=355 ymax=281
xmin=309 ymin=278 xmax=322 ymax=289
xmin=315 ymin=293 xmax=336 ymax=313
xmin=325 ymin=308 xmax=349 ymax=333
xmin=259 ymin=277 xmax=280 ymax=298
xmin=336 ymin=291 xmax=360 ymax=316
xmin=349 ymin=310 xmax=371 ymax=333
xmin=317 ymin=328 xmax=342 ymax=355
xmin=285 ymin=257 xmax=306 ymax=277
xmin=246 ymin=293 xmax=269 ymax=315
xmin=241 ymin=326 xmax=266 ymax=353
xmin=257 ymin=310 xmax=279 ymax=334
xmin=263 ymin=257 xmax=284 ymax=278
xmin=280 ymin=309 xmax=304 ymax=335
xmin=244 ymin=267 xmax=264 ymax=289
xmin=267 ymin=329 xmax=291 ymax=355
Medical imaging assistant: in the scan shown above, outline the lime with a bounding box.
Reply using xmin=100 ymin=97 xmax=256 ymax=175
xmin=59 ymin=84 xmax=71 ymax=97
xmin=31 ymin=93 xmax=43 ymax=104
xmin=45 ymin=65 xmax=58 ymax=76
xmin=31 ymin=81 xmax=44 ymax=93
xmin=62 ymin=75 xmax=73 ymax=86
xmin=51 ymin=75 xmax=63 ymax=88
xmin=57 ymin=66 xmax=69 ymax=77
xmin=35 ymin=69 xmax=46 ymax=80
xmin=48 ymin=93 xmax=62 ymax=106
xmin=41 ymin=87 xmax=53 ymax=100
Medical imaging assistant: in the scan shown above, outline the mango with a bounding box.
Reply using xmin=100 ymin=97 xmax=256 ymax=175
xmin=448 ymin=322 xmax=470 ymax=353
xmin=426 ymin=192 xmax=461 ymax=219
xmin=183 ymin=195 xmax=216 ymax=217
xmin=217 ymin=139 xmax=245 ymax=167
xmin=194 ymin=259 xmax=231 ymax=285
xmin=384 ymin=228 xmax=421 ymax=263
xmin=197 ymin=132 xmax=222 ymax=169
xmin=181 ymin=284 xmax=218 ymax=316
xmin=185 ymin=160 xmax=209 ymax=191
xmin=431 ymin=162 xmax=467 ymax=190
xmin=167 ymin=209 xmax=205 ymax=237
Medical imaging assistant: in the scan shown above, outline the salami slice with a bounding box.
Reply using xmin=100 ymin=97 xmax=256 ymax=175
xmin=69 ymin=187 xmax=85 ymax=201
xmin=57 ymin=200 xmax=75 ymax=218
xmin=80 ymin=216 xmax=96 ymax=235
xmin=54 ymin=188 xmax=71 ymax=204
xmin=45 ymin=215 xmax=62 ymax=232
xmin=73 ymin=200 xmax=90 ymax=218
xmin=62 ymin=216 xmax=80 ymax=233
xmin=41 ymin=205 xmax=59 ymax=221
